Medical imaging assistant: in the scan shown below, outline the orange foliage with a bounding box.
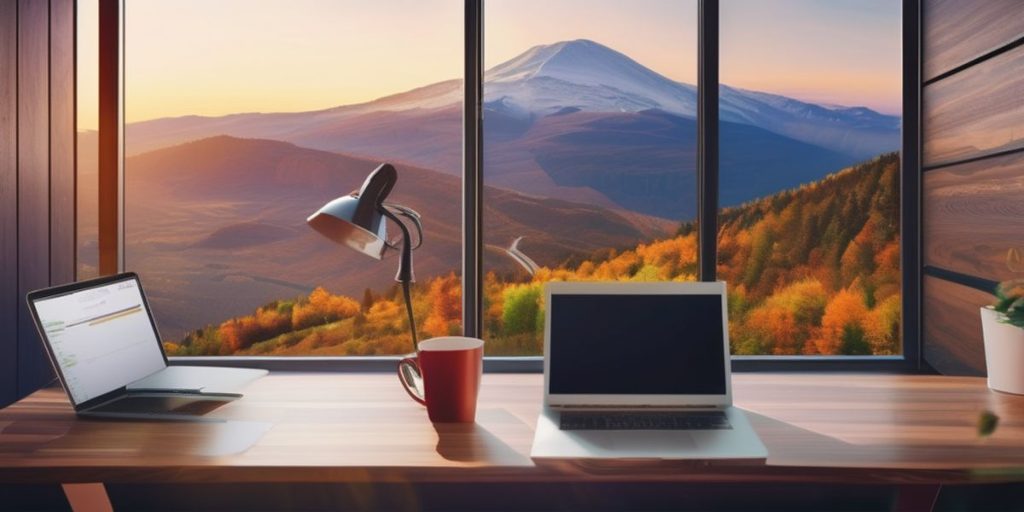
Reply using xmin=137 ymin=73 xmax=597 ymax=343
xmin=423 ymin=272 xmax=462 ymax=338
xmin=291 ymin=287 xmax=360 ymax=330
xmin=811 ymin=287 xmax=868 ymax=355
xmin=217 ymin=304 xmax=291 ymax=353
xmin=365 ymin=299 xmax=403 ymax=333
xmin=179 ymin=153 xmax=901 ymax=358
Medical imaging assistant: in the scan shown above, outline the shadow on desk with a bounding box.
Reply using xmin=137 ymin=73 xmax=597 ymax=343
xmin=432 ymin=421 xmax=530 ymax=465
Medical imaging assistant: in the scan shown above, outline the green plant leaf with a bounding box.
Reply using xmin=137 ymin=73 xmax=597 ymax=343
xmin=977 ymin=410 xmax=1000 ymax=437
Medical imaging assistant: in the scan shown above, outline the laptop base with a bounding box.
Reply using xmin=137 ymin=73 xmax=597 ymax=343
xmin=80 ymin=392 xmax=238 ymax=422
xmin=531 ymin=406 xmax=767 ymax=462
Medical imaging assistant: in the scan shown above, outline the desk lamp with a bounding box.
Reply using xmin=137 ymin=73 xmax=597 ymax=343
xmin=307 ymin=163 xmax=424 ymax=387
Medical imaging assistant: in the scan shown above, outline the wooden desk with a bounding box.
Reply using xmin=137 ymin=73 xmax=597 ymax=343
xmin=1 ymin=373 xmax=1023 ymax=510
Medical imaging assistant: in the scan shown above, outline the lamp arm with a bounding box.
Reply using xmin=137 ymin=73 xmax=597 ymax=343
xmin=383 ymin=203 xmax=423 ymax=250
xmin=381 ymin=207 xmax=418 ymax=354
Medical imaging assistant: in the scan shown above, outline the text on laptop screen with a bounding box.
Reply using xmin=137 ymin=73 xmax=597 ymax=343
xmin=32 ymin=278 xmax=165 ymax=404
xmin=549 ymin=294 xmax=727 ymax=395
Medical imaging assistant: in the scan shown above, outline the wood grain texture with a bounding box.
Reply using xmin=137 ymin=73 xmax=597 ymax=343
xmin=0 ymin=0 xmax=18 ymax=409
xmin=923 ymin=151 xmax=1024 ymax=281
xmin=1 ymin=373 xmax=1023 ymax=486
xmin=923 ymin=0 xmax=1024 ymax=81
xmin=922 ymin=45 xmax=1024 ymax=167
xmin=49 ymin=0 xmax=75 ymax=287
xmin=97 ymin=0 xmax=118 ymax=276
xmin=923 ymin=276 xmax=990 ymax=376
xmin=17 ymin=0 xmax=54 ymax=397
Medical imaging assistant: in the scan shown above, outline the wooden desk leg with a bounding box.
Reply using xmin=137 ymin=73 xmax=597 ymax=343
xmin=895 ymin=484 xmax=941 ymax=512
xmin=61 ymin=483 xmax=113 ymax=512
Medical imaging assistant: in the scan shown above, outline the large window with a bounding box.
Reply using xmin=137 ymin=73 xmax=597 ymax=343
xmin=718 ymin=0 xmax=903 ymax=356
xmin=121 ymin=0 xmax=463 ymax=356
xmin=481 ymin=0 xmax=699 ymax=355
xmin=77 ymin=0 xmax=99 ymax=280
xmin=81 ymin=0 xmax=916 ymax=365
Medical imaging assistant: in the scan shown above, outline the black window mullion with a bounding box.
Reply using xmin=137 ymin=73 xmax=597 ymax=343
xmin=901 ymin=0 xmax=923 ymax=370
xmin=697 ymin=0 xmax=719 ymax=282
xmin=462 ymin=0 xmax=484 ymax=338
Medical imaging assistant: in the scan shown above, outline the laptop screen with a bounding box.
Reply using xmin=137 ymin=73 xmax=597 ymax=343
xmin=32 ymin=276 xmax=165 ymax=404
xmin=548 ymin=293 xmax=727 ymax=395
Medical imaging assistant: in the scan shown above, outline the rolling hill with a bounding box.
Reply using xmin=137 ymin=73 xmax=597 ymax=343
xmin=165 ymin=153 xmax=901 ymax=357
xmin=122 ymin=135 xmax=672 ymax=340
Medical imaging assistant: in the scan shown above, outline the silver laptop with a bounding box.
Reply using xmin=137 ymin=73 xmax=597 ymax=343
xmin=27 ymin=272 xmax=266 ymax=420
xmin=531 ymin=281 xmax=767 ymax=462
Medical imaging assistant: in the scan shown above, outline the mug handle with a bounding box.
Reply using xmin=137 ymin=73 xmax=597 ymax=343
xmin=397 ymin=356 xmax=426 ymax=406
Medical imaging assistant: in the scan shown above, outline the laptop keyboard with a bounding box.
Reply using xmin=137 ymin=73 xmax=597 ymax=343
xmin=559 ymin=411 xmax=732 ymax=431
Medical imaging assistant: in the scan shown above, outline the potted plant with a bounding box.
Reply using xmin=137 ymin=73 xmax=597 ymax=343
xmin=980 ymin=279 xmax=1024 ymax=395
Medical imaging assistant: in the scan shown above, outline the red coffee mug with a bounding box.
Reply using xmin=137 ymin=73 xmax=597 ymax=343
xmin=398 ymin=336 xmax=484 ymax=423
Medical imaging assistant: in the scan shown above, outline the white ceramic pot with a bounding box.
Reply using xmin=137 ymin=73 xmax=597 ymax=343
xmin=980 ymin=306 xmax=1024 ymax=395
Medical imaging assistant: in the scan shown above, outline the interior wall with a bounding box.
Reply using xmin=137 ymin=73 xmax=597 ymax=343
xmin=0 ymin=0 xmax=76 ymax=408
xmin=921 ymin=0 xmax=1024 ymax=375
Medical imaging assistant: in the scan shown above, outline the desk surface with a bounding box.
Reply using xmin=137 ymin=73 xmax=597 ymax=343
xmin=0 ymin=373 xmax=1022 ymax=485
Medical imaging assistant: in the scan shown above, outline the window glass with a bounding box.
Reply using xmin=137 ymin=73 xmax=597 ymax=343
xmin=124 ymin=0 xmax=463 ymax=356
xmin=77 ymin=0 xmax=99 ymax=280
xmin=482 ymin=0 xmax=700 ymax=355
xmin=719 ymin=0 xmax=902 ymax=356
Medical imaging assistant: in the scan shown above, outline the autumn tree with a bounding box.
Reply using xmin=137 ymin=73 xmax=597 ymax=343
xmin=502 ymin=284 xmax=542 ymax=336
xmin=423 ymin=272 xmax=461 ymax=337
xmin=292 ymin=287 xmax=360 ymax=330
xmin=811 ymin=287 xmax=869 ymax=355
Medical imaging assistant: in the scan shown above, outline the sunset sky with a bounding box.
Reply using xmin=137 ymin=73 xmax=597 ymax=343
xmin=78 ymin=0 xmax=901 ymax=128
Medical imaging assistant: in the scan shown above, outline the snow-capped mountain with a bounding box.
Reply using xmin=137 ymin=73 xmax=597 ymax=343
xmin=127 ymin=39 xmax=898 ymax=161
xmin=123 ymin=39 xmax=900 ymax=219
xmin=485 ymin=39 xmax=698 ymax=118
xmin=482 ymin=39 xmax=898 ymax=158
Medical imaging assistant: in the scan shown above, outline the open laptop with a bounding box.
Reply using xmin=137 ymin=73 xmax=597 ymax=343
xmin=530 ymin=281 xmax=767 ymax=463
xmin=27 ymin=272 xmax=267 ymax=420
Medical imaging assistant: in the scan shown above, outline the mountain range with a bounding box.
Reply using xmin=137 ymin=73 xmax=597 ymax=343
xmin=84 ymin=39 xmax=903 ymax=337
xmin=124 ymin=39 xmax=900 ymax=219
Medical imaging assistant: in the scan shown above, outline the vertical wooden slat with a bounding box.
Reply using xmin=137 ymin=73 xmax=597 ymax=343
xmin=50 ymin=0 xmax=75 ymax=286
xmin=17 ymin=0 xmax=54 ymax=396
xmin=98 ymin=0 xmax=119 ymax=275
xmin=0 ymin=0 xmax=19 ymax=407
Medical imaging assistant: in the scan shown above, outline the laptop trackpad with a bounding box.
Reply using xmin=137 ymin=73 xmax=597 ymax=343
xmin=575 ymin=431 xmax=696 ymax=456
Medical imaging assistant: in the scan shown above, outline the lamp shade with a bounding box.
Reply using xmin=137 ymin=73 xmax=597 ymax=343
xmin=306 ymin=163 xmax=398 ymax=260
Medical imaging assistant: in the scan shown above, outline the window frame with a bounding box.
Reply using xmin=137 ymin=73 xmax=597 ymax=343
xmin=94 ymin=0 xmax=924 ymax=372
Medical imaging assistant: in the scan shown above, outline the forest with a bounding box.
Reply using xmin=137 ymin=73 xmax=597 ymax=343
xmin=163 ymin=152 xmax=900 ymax=357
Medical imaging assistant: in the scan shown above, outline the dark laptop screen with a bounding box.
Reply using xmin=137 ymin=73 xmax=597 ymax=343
xmin=548 ymin=293 xmax=727 ymax=395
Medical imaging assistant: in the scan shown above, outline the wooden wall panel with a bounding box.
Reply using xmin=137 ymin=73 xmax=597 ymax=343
xmin=0 ymin=0 xmax=75 ymax=408
xmin=922 ymin=0 xmax=1024 ymax=376
xmin=922 ymin=45 xmax=1024 ymax=166
xmin=923 ymin=151 xmax=1024 ymax=282
xmin=923 ymin=0 xmax=1024 ymax=81
xmin=16 ymin=0 xmax=54 ymax=396
xmin=50 ymin=0 xmax=75 ymax=286
xmin=922 ymin=276 xmax=989 ymax=376
xmin=0 ymin=0 xmax=18 ymax=408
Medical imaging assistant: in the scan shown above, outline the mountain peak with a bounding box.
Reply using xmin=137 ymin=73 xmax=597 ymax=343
xmin=484 ymin=39 xmax=698 ymax=117
xmin=487 ymin=39 xmax=657 ymax=86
